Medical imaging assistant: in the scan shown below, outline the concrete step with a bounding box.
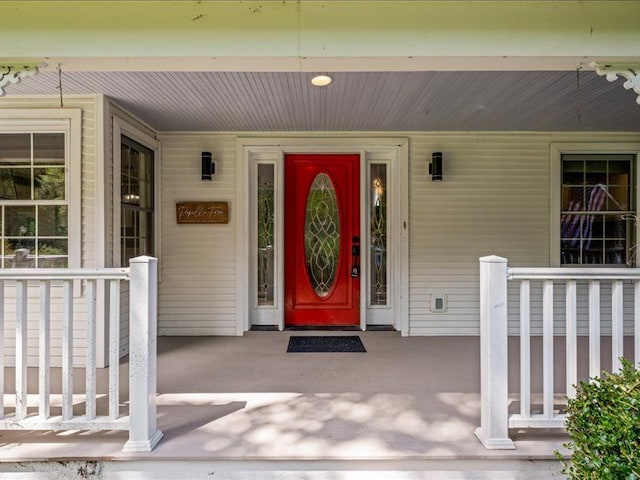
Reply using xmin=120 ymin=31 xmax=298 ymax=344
xmin=0 ymin=459 xmax=564 ymax=480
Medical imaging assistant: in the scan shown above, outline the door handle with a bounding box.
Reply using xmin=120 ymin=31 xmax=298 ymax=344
xmin=351 ymin=244 xmax=360 ymax=278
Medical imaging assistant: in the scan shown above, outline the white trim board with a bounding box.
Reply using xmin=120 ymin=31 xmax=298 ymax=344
xmin=237 ymin=137 xmax=410 ymax=336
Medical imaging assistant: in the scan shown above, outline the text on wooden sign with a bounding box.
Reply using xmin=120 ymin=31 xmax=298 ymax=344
xmin=176 ymin=202 xmax=229 ymax=224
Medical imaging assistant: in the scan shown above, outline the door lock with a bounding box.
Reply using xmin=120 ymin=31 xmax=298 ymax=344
xmin=351 ymin=243 xmax=360 ymax=278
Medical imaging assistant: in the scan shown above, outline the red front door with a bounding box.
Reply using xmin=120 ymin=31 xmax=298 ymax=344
xmin=284 ymin=154 xmax=360 ymax=326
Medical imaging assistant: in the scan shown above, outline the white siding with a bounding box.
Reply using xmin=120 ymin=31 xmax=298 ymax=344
xmin=157 ymin=133 xmax=237 ymax=335
xmin=0 ymin=95 xmax=100 ymax=365
xmin=409 ymin=132 xmax=640 ymax=336
xmin=159 ymin=131 xmax=640 ymax=337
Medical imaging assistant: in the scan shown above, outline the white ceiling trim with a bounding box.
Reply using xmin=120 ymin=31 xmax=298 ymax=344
xmin=3 ymin=56 xmax=636 ymax=73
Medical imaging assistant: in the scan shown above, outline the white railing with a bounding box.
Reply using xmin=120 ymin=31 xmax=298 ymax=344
xmin=475 ymin=255 xmax=640 ymax=450
xmin=0 ymin=256 xmax=162 ymax=452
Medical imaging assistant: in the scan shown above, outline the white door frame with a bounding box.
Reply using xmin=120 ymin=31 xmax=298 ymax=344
xmin=236 ymin=137 xmax=409 ymax=336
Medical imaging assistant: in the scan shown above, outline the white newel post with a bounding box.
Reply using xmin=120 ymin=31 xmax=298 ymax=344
xmin=123 ymin=256 xmax=164 ymax=452
xmin=475 ymin=256 xmax=515 ymax=449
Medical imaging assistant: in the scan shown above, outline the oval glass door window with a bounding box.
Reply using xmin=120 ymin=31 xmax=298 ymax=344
xmin=304 ymin=173 xmax=340 ymax=297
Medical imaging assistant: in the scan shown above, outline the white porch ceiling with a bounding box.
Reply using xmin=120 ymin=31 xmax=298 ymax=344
xmin=5 ymin=70 xmax=640 ymax=132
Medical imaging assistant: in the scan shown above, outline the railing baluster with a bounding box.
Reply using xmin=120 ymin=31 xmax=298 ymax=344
xmin=481 ymin=262 xmax=640 ymax=449
xmin=589 ymin=280 xmax=601 ymax=378
xmin=611 ymin=280 xmax=624 ymax=372
xmin=635 ymin=280 xmax=640 ymax=368
xmin=520 ymin=280 xmax=530 ymax=418
xmin=62 ymin=280 xmax=74 ymax=420
xmin=0 ymin=266 xmax=142 ymax=450
xmin=565 ymin=280 xmax=577 ymax=398
xmin=109 ymin=279 xmax=120 ymax=420
xmin=0 ymin=280 xmax=4 ymax=417
xmin=85 ymin=279 xmax=97 ymax=420
xmin=15 ymin=280 xmax=28 ymax=420
xmin=39 ymin=280 xmax=51 ymax=419
xmin=543 ymin=280 xmax=554 ymax=418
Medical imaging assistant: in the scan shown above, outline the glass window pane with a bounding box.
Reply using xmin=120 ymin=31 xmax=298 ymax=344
xmin=0 ymin=134 xmax=30 ymax=166
xmin=33 ymin=133 xmax=64 ymax=165
xmin=582 ymin=238 xmax=603 ymax=264
xmin=562 ymin=186 xmax=584 ymax=211
xmin=584 ymin=161 xmax=607 ymax=185
xmin=38 ymin=205 xmax=68 ymax=236
xmin=34 ymin=167 xmax=65 ymax=200
xmin=121 ymin=207 xmax=135 ymax=237
xmin=604 ymin=215 xmax=627 ymax=239
xmin=561 ymin=239 xmax=580 ymax=265
xmin=370 ymin=164 xmax=387 ymax=306
xmin=4 ymin=206 xmax=36 ymax=236
xmin=38 ymin=239 xmax=68 ymax=268
xmin=561 ymin=214 xmax=584 ymax=240
xmin=121 ymin=145 xmax=131 ymax=194
xmin=138 ymin=211 xmax=153 ymax=256
xmin=607 ymin=185 xmax=629 ymax=211
xmin=562 ymin=160 xmax=584 ymax=185
xmin=605 ymin=240 xmax=627 ymax=265
xmin=0 ymin=168 xmax=31 ymax=200
xmin=140 ymin=180 xmax=152 ymax=209
xmin=257 ymin=164 xmax=275 ymax=306
xmin=5 ymin=239 xmax=36 ymax=268
xmin=584 ymin=186 xmax=607 ymax=212
xmin=122 ymin=238 xmax=137 ymax=265
xmin=585 ymin=215 xmax=604 ymax=239
xmin=129 ymin=149 xmax=140 ymax=179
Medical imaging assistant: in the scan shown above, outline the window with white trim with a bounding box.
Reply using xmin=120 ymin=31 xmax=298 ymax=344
xmin=560 ymin=153 xmax=636 ymax=266
xmin=120 ymin=135 xmax=155 ymax=265
xmin=0 ymin=129 xmax=73 ymax=268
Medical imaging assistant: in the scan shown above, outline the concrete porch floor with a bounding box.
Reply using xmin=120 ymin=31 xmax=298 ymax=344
xmin=0 ymin=332 xmax=568 ymax=477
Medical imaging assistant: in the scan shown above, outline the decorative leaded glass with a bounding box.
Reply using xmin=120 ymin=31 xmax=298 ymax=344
xmin=370 ymin=165 xmax=387 ymax=305
xmin=304 ymin=173 xmax=339 ymax=297
xmin=257 ymin=164 xmax=275 ymax=305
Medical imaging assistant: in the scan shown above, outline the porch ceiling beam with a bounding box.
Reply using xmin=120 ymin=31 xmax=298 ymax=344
xmin=0 ymin=1 xmax=638 ymax=72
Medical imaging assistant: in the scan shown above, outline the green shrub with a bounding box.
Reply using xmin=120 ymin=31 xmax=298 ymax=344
xmin=557 ymin=358 xmax=640 ymax=479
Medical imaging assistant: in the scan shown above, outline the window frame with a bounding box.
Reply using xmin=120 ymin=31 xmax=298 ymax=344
xmin=0 ymin=109 xmax=81 ymax=269
xmin=112 ymin=117 xmax=160 ymax=268
xmin=551 ymin=143 xmax=640 ymax=267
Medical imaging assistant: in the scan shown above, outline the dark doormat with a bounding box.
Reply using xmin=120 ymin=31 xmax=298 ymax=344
xmin=287 ymin=336 xmax=367 ymax=353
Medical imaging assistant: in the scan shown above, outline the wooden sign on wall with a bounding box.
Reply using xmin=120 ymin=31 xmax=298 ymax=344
xmin=176 ymin=202 xmax=229 ymax=224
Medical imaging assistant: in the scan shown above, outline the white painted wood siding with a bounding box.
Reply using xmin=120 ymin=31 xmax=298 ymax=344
xmin=157 ymin=134 xmax=237 ymax=335
xmin=0 ymin=96 xmax=100 ymax=365
xmin=159 ymin=131 xmax=640 ymax=337
xmin=409 ymin=132 xmax=640 ymax=336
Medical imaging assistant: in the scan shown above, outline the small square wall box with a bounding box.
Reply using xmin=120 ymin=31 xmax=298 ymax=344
xmin=430 ymin=294 xmax=448 ymax=312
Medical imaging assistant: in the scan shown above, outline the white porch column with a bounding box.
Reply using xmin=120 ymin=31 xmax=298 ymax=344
xmin=123 ymin=256 xmax=163 ymax=452
xmin=475 ymin=255 xmax=515 ymax=449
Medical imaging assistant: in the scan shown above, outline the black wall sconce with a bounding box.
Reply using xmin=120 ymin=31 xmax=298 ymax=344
xmin=201 ymin=151 xmax=217 ymax=181
xmin=429 ymin=152 xmax=443 ymax=181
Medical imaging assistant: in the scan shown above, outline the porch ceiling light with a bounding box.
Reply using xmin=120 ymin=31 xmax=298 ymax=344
xmin=0 ymin=62 xmax=43 ymax=96
xmin=590 ymin=62 xmax=640 ymax=105
xmin=311 ymin=74 xmax=333 ymax=87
